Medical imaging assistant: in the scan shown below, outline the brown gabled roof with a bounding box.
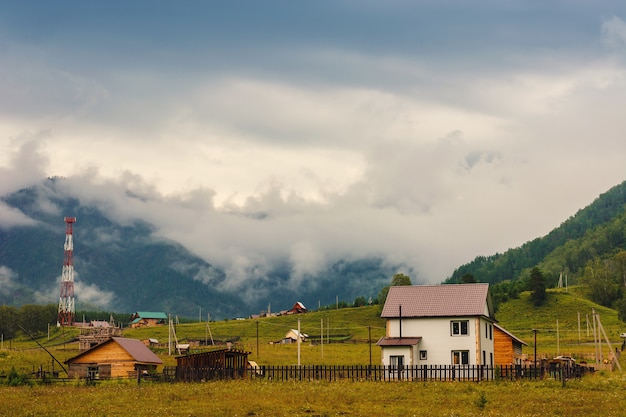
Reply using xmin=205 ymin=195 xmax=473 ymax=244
xmin=65 ymin=337 xmax=163 ymax=365
xmin=381 ymin=283 xmax=494 ymax=319
xmin=376 ymin=337 xmax=422 ymax=346
xmin=112 ymin=337 xmax=163 ymax=364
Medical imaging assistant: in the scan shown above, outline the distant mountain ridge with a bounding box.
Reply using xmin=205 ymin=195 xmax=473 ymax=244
xmin=446 ymin=180 xmax=626 ymax=286
xmin=0 ymin=179 xmax=394 ymax=318
xmin=5 ymin=178 xmax=625 ymax=319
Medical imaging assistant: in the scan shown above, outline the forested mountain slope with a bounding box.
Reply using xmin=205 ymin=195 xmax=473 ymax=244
xmin=0 ymin=179 xmax=394 ymax=318
xmin=447 ymin=180 xmax=626 ymax=287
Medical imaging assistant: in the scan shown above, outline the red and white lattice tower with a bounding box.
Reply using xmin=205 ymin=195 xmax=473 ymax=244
xmin=57 ymin=217 xmax=76 ymax=326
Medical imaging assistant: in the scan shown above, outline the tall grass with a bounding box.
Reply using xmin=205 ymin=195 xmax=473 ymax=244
xmin=2 ymin=374 xmax=626 ymax=416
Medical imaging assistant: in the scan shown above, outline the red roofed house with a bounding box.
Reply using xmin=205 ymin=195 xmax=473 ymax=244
xmin=65 ymin=337 xmax=163 ymax=379
xmin=377 ymin=283 xmax=496 ymax=369
xmin=288 ymin=301 xmax=307 ymax=314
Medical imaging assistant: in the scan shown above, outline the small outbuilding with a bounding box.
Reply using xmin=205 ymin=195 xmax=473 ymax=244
xmin=129 ymin=311 xmax=168 ymax=328
xmin=493 ymin=323 xmax=528 ymax=366
xmin=175 ymin=348 xmax=250 ymax=381
xmin=65 ymin=337 xmax=163 ymax=379
xmin=283 ymin=329 xmax=308 ymax=343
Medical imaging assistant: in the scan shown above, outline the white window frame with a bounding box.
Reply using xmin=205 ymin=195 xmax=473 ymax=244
xmin=451 ymin=320 xmax=469 ymax=336
xmin=452 ymin=350 xmax=469 ymax=365
xmin=390 ymin=355 xmax=405 ymax=369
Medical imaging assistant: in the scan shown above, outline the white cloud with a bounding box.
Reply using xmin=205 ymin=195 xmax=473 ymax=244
xmin=0 ymin=266 xmax=17 ymax=294
xmin=0 ymin=203 xmax=37 ymax=229
xmin=74 ymin=281 xmax=115 ymax=309
xmin=602 ymin=16 xmax=626 ymax=51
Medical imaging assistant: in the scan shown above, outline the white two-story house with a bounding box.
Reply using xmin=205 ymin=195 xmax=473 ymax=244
xmin=377 ymin=283 xmax=496 ymax=368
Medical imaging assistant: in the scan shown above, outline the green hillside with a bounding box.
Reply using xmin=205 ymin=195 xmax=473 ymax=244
xmin=447 ymin=179 xmax=626 ymax=287
xmin=2 ymin=287 xmax=626 ymax=376
xmin=123 ymin=306 xmax=387 ymax=366
xmin=496 ymin=288 xmax=625 ymax=362
xmin=123 ymin=287 xmax=626 ymax=366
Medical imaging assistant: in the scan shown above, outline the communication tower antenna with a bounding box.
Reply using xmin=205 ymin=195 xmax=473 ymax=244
xmin=57 ymin=217 xmax=77 ymax=326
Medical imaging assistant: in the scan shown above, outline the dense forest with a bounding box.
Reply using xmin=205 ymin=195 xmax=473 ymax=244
xmin=446 ymin=180 xmax=626 ymax=320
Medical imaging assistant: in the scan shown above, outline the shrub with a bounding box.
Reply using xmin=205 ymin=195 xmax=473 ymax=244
xmin=6 ymin=367 xmax=29 ymax=386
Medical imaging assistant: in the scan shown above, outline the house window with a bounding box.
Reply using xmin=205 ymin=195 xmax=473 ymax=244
xmin=489 ymin=324 xmax=493 ymax=340
xmin=87 ymin=366 xmax=100 ymax=379
xmin=390 ymin=355 xmax=405 ymax=369
xmin=452 ymin=350 xmax=469 ymax=365
xmin=490 ymin=352 xmax=493 ymax=366
xmin=482 ymin=350 xmax=486 ymax=365
xmin=451 ymin=320 xmax=469 ymax=336
xmin=419 ymin=350 xmax=427 ymax=360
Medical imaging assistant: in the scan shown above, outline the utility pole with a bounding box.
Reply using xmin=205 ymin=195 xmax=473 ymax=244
xmin=368 ymin=325 xmax=372 ymax=367
xmin=320 ymin=318 xmax=324 ymax=359
xmin=592 ymin=308 xmax=599 ymax=367
xmin=532 ymin=329 xmax=538 ymax=370
xmin=297 ymin=318 xmax=301 ymax=366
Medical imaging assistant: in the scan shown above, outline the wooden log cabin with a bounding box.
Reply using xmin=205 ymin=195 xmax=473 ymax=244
xmin=494 ymin=323 xmax=528 ymax=366
xmin=65 ymin=337 xmax=163 ymax=379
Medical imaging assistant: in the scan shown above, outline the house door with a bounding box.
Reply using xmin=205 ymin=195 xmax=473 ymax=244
xmin=390 ymin=355 xmax=405 ymax=380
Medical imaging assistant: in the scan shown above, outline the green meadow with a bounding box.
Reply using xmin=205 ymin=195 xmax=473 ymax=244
xmin=2 ymin=375 xmax=626 ymax=416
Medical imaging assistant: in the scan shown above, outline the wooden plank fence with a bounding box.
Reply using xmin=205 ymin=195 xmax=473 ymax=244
xmin=168 ymin=363 xmax=593 ymax=383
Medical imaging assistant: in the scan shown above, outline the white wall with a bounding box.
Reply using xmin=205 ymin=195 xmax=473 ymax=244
xmin=380 ymin=345 xmax=415 ymax=367
xmin=385 ymin=316 xmax=494 ymax=366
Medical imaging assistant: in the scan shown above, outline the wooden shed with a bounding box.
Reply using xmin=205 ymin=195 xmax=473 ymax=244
xmin=494 ymin=323 xmax=528 ymax=366
xmin=65 ymin=337 xmax=163 ymax=379
xmin=175 ymin=348 xmax=250 ymax=382
xmin=283 ymin=329 xmax=308 ymax=343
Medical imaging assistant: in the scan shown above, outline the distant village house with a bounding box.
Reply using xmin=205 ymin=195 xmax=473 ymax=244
xmin=288 ymin=301 xmax=307 ymax=314
xmin=130 ymin=311 xmax=168 ymax=328
xmin=283 ymin=329 xmax=308 ymax=344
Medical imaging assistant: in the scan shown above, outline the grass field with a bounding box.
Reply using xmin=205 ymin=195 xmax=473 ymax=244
xmin=2 ymin=374 xmax=626 ymax=416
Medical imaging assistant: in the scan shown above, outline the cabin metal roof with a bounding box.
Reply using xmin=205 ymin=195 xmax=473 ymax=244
xmin=381 ymin=283 xmax=494 ymax=319
xmin=65 ymin=337 xmax=163 ymax=365
xmin=134 ymin=311 xmax=168 ymax=319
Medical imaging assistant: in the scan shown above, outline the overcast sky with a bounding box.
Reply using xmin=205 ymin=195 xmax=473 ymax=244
xmin=2 ymin=1 xmax=626 ymax=289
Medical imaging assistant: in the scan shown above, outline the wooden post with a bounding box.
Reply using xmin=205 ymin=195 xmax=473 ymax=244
xmin=320 ymin=318 xmax=323 ymax=359
xmin=368 ymin=325 xmax=372 ymax=368
xmin=297 ymin=318 xmax=301 ymax=366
